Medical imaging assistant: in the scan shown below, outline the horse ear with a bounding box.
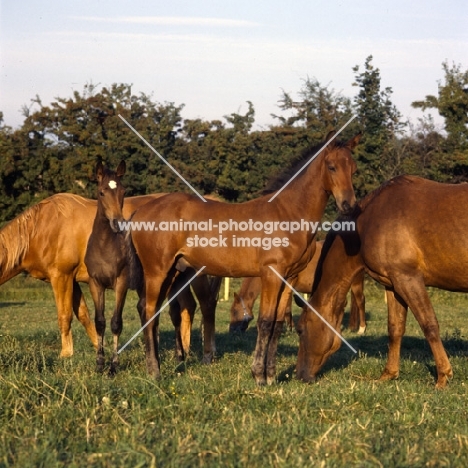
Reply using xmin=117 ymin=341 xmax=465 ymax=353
xmin=233 ymin=292 xmax=240 ymax=301
xmin=345 ymin=132 xmax=362 ymax=151
xmin=324 ymin=130 xmax=337 ymax=150
xmin=116 ymin=160 xmax=126 ymax=178
xmin=96 ymin=161 xmax=104 ymax=182
xmin=325 ymin=130 xmax=336 ymax=141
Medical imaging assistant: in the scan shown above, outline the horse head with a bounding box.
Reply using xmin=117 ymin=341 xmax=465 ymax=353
xmin=321 ymin=132 xmax=360 ymax=215
xmin=229 ymin=292 xmax=254 ymax=332
xmin=95 ymin=160 xmax=126 ymax=233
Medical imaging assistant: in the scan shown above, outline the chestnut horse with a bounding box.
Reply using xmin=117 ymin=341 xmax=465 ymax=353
xmin=229 ymin=240 xmax=366 ymax=333
xmin=128 ymin=131 xmax=360 ymax=383
xmin=296 ymin=175 xmax=468 ymax=388
xmin=0 ymin=192 xmax=215 ymax=359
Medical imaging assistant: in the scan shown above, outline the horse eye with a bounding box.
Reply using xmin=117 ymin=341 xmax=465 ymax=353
xmin=99 ymin=190 xmax=105 ymax=197
xmin=328 ymin=165 xmax=336 ymax=172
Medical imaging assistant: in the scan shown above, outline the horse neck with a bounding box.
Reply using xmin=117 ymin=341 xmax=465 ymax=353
xmin=91 ymin=203 xmax=116 ymax=241
xmin=0 ymin=262 xmax=23 ymax=286
xmin=276 ymin=153 xmax=328 ymax=218
xmin=311 ymin=234 xmax=363 ymax=323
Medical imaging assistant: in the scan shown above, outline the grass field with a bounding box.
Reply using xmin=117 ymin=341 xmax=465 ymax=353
xmin=1 ymin=275 xmax=468 ymax=467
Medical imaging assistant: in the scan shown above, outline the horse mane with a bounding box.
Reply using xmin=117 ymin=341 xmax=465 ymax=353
xmin=0 ymin=203 xmax=41 ymax=275
xmin=0 ymin=193 xmax=89 ymax=276
xmin=262 ymin=137 xmax=348 ymax=195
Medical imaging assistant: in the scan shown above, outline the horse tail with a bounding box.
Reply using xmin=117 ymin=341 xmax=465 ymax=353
xmin=0 ymin=203 xmax=41 ymax=281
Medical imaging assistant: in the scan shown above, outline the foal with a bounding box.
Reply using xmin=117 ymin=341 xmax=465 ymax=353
xmin=85 ymin=161 xmax=128 ymax=374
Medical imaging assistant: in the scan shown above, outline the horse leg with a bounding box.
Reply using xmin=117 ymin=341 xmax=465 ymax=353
xmin=109 ymin=275 xmax=128 ymax=375
xmin=72 ymin=281 xmax=98 ymax=348
xmin=285 ymin=294 xmax=293 ymax=331
xmin=379 ymin=288 xmax=408 ymax=382
xmin=251 ymin=269 xmax=285 ymax=385
xmin=88 ymin=278 xmax=106 ymax=373
xmin=168 ymin=297 xmax=184 ymax=362
xmin=349 ymin=271 xmax=366 ymax=334
xmin=176 ymin=285 xmax=196 ymax=361
xmin=205 ymin=276 xmax=222 ymax=362
xmin=50 ymin=275 xmax=75 ymax=358
xmin=143 ymin=270 xmax=176 ymax=378
xmin=192 ymin=275 xmax=219 ymax=364
xmin=167 ymin=271 xmax=196 ymax=362
xmin=391 ymin=276 xmax=453 ymax=388
xmin=266 ymin=286 xmax=293 ymax=381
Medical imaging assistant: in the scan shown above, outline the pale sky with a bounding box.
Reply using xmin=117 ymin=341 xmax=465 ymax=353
xmin=1 ymin=0 xmax=467 ymax=130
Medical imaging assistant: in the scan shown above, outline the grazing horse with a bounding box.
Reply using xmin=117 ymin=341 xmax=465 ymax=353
xmin=229 ymin=240 xmax=366 ymax=334
xmin=296 ymin=175 xmax=468 ymax=388
xmin=0 ymin=192 xmax=215 ymax=359
xmin=128 ymin=131 xmax=360 ymax=383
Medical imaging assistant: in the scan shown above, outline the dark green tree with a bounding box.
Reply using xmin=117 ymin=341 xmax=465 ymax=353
xmin=352 ymin=55 xmax=406 ymax=195
xmin=15 ymin=83 xmax=185 ymax=198
xmin=412 ymin=61 xmax=468 ymax=181
xmin=412 ymin=61 xmax=468 ymax=152
xmin=273 ymin=77 xmax=358 ymax=147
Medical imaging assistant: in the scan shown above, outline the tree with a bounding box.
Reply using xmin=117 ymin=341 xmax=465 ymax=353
xmin=273 ymin=77 xmax=357 ymax=147
xmin=352 ymin=55 xmax=406 ymax=195
xmin=412 ymin=61 xmax=468 ymax=152
xmin=411 ymin=61 xmax=468 ymax=182
xmin=15 ymin=84 xmax=185 ymax=199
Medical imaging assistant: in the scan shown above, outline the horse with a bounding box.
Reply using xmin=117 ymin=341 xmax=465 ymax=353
xmin=85 ymin=161 xmax=130 ymax=373
xmin=296 ymin=174 xmax=468 ymax=388
xmin=229 ymin=240 xmax=366 ymax=334
xmin=127 ymin=131 xmax=361 ymax=383
xmin=0 ymin=191 xmax=217 ymax=360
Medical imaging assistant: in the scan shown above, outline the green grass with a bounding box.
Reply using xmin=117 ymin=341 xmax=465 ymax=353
xmin=1 ymin=275 xmax=468 ymax=467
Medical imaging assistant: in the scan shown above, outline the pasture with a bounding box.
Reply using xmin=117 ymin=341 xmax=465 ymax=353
xmin=1 ymin=275 xmax=468 ymax=467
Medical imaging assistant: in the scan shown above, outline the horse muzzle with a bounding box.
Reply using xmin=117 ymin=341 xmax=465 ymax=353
xmin=338 ymin=199 xmax=357 ymax=216
xmin=109 ymin=217 xmax=124 ymax=233
xmin=296 ymin=368 xmax=317 ymax=383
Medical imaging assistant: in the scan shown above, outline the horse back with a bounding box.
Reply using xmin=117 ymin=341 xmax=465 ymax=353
xmin=359 ymin=176 xmax=468 ymax=290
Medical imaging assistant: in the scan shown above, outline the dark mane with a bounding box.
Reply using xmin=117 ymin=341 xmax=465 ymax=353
xmin=262 ymin=138 xmax=348 ymax=195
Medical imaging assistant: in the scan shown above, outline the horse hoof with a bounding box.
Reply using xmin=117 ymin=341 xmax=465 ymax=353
xmin=266 ymin=375 xmax=276 ymax=386
xmin=254 ymin=377 xmax=267 ymax=386
xmin=378 ymin=369 xmax=399 ymax=381
xmin=108 ymin=363 xmax=118 ymax=377
xmin=357 ymin=326 xmax=366 ymax=335
xmin=202 ymin=353 xmax=214 ymax=365
xmin=251 ymin=370 xmax=267 ymax=386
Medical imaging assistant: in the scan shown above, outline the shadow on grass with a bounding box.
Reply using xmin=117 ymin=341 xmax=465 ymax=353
xmin=0 ymin=301 xmax=27 ymax=308
xmin=315 ymin=333 xmax=468 ymax=381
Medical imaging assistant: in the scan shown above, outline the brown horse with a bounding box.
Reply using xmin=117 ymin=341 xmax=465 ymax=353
xmin=0 ymin=191 xmax=213 ymax=359
xmin=296 ymin=175 xmax=468 ymax=388
xmin=85 ymin=161 xmax=129 ymax=374
xmin=128 ymin=131 xmax=360 ymax=383
xmin=229 ymin=240 xmax=366 ymax=333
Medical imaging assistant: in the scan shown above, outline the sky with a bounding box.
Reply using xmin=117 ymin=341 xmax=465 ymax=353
xmin=1 ymin=0 xmax=467 ymax=131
